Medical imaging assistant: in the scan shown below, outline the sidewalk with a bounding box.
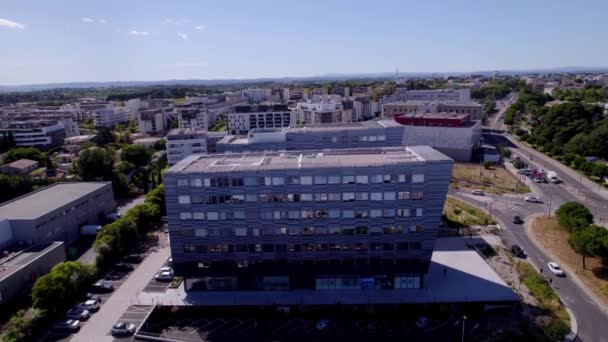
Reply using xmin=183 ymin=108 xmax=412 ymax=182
xmin=72 ymin=244 xmax=170 ymax=342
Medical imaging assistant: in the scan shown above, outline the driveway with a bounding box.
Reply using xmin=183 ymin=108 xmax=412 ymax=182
xmin=71 ymin=244 xmax=170 ymax=342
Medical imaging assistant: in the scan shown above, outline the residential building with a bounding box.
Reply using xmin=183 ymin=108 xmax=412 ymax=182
xmin=0 ymin=182 xmax=115 ymax=244
xmin=296 ymin=96 xmax=352 ymax=124
xmin=133 ymin=137 xmax=162 ymax=149
xmin=166 ymin=129 xmax=208 ymax=165
xmin=0 ymin=242 xmax=66 ymax=304
xmin=395 ymin=88 xmax=471 ymax=102
xmin=330 ymin=87 xmax=350 ymax=97
xmin=90 ymin=107 xmax=133 ymax=128
xmin=0 ymin=159 xmax=39 ymax=176
xmin=139 ymin=108 xmax=172 ymax=134
xmin=164 ymin=146 xmax=453 ymax=299
xmin=64 ymin=134 xmax=95 ymax=154
xmin=241 ymin=88 xmax=272 ymax=104
xmin=0 ymin=107 xmax=80 ymax=137
xmin=226 ymin=104 xmax=295 ymax=135
xmin=177 ymin=106 xmax=209 ymax=130
xmin=382 ymin=101 xmax=483 ymax=120
xmin=0 ymin=120 xmax=66 ymax=150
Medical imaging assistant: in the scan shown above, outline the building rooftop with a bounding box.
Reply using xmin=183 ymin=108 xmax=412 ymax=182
xmin=0 ymin=242 xmax=64 ymax=281
xmin=1 ymin=159 xmax=38 ymax=170
xmin=168 ymin=128 xmax=208 ymax=136
xmin=396 ymin=113 xmax=470 ymax=120
xmin=0 ymin=182 xmax=110 ymax=220
xmin=167 ymin=146 xmax=451 ymax=174
xmin=289 ymin=119 xmax=402 ymax=132
xmin=385 ymin=100 xmax=481 ymax=106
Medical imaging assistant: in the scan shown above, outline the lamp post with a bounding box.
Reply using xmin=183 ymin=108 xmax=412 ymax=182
xmin=461 ymin=315 xmax=467 ymax=342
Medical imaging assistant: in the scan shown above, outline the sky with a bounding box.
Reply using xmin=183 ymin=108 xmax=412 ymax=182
xmin=1 ymin=0 xmax=607 ymax=85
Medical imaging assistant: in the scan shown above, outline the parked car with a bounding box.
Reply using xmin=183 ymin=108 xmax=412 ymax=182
xmin=416 ymin=316 xmax=431 ymax=328
xmin=166 ymin=257 xmax=173 ymax=267
xmin=155 ymin=270 xmax=173 ymax=282
xmin=316 ymin=319 xmax=331 ymax=330
xmin=525 ymin=196 xmax=543 ymax=203
xmin=159 ymin=266 xmax=174 ymax=274
xmin=510 ymin=245 xmax=526 ymax=258
xmin=114 ymin=262 xmax=134 ymax=271
xmin=513 ymin=216 xmax=524 ymax=224
xmin=91 ymin=280 xmax=114 ymax=293
xmin=66 ymin=308 xmax=90 ymax=321
xmin=111 ymin=321 xmax=136 ymax=336
xmin=548 ymin=262 xmax=565 ymax=277
xmin=78 ymin=299 xmax=101 ymax=312
xmin=51 ymin=319 xmax=80 ymax=333
xmin=471 ymin=189 xmax=485 ymax=196
xmin=84 ymin=293 xmax=102 ymax=304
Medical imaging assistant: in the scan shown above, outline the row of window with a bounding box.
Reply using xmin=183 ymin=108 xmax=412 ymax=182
xmin=183 ymin=241 xmax=423 ymax=254
xmin=182 ymin=224 xmax=424 ymax=237
xmin=176 ymin=173 xmax=425 ymax=188
xmin=319 ymin=135 xmax=387 ymax=143
xmin=179 ymin=208 xmax=423 ymax=221
xmin=177 ymin=191 xmax=424 ymax=205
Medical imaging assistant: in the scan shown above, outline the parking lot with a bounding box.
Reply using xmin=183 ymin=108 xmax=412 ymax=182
xmin=112 ymin=305 xmax=154 ymax=341
xmin=135 ymin=305 xmax=481 ymax=342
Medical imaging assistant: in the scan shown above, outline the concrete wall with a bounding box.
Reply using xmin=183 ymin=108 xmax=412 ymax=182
xmin=0 ymin=219 xmax=13 ymax=249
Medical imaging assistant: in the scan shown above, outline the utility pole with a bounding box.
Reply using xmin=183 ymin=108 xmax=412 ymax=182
xmin=461 ymin=315 xmax=467 ymax=342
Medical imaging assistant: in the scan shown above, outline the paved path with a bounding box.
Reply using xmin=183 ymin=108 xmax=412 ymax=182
xmin=72 ymin=244 xmax=169 ymax=342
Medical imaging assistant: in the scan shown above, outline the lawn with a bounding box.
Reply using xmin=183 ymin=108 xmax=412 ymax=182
xmin=530 ymin=216 xmax=608 ymax=303
xmin=451 ymin=163 xmax=529 ymax=194
xmin=443 ymin=197 xmax=495 ymax=227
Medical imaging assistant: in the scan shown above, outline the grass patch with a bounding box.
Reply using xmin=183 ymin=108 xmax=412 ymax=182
xmin=443 ymin=197 xmax=495 ymax=227
xmin=515 ymin=261 xmax=570 ymax=340
xmin=530 ymin=216 xmax=608 ymax=303
xmin=452 ymin=163 xmax=530 ymax=194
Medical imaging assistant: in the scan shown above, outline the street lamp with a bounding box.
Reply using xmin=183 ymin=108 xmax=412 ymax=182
xmin=461 ymin=315 xmax=467 ymax=342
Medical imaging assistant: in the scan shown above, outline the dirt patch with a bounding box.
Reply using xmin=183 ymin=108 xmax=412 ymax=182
xmin=443 ymin=197 xmax=495 ymax=227
xmin=451 ymin=163 xmax=529 ymax=194
xmin=530 ymin=216 xmax=608 ymax=304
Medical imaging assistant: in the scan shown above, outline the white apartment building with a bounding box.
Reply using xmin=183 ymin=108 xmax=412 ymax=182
xmin=178 ymin=108 xmax=209 ymax=130
xmin=90 ymin=107 xmax=133 ymax=128
xmin=226 ymin=104 xmax=295 ymax=135
xmin=240 ymin=88 xmax=272 ymax=103
xmin=138 ymin=108 xmax=171 ymax=134
xmin=166 ymin=129 xmax=208 ymax=165
xmin=0 ymin=108 xmax=80 ymax=137
xmin=296 ymin=96 xmax=351 ymax=125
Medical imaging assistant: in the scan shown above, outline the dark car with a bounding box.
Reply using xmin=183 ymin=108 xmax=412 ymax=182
xmin=51 ymin=319 xmax=80 ymax=333
xmin=513 ymin=216 xmax=524 ymax=224
xmin=123 ymin=254 xmax=143 ymax=263
xmin=114 ymin=262 xmax=134 ymax=271
xmin=511 ymin=245 xmax=526 ymax=258
xmin=91 ymin=280 xmax=114 ymax=293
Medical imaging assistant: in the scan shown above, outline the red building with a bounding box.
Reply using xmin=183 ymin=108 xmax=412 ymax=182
xmin=394 ymin=113 xmax=470 ymax=127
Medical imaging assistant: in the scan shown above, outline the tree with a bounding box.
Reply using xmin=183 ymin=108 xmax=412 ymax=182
xmin=74 ymin=148 xmax=114 ymax=181
xmin=556 ymin=202 xmax=594 ymax=232
xmin=145 ymin=184 xmax=166 ymax=215
xmin=153 ymin=138 xmax=166 ymax=151
xmin=95 ymin=127 xmax=115 ymax=146
xmin=4 ymin=147 xmax=46 ymax=164
xmin=483 ymin=160 xmax=492 ymax=169
xmin=569 ymin=225 xmax=608 ymax=269
xmin=32 ymin=261 xmax=95 ymax=313
xmin=121 ymin=144 xmax=151 ymax=168
xmin=124 ymin=203 xmax=161 ymax=234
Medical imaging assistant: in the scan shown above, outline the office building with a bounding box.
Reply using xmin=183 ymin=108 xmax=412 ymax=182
xmin=0 ymin=182 xmax=115 ymax=244
xmin=382 ymin=101 xmax=483 ymax=120
xmin=164 ymin=146 xmax=453 ymax=298
xmin=177 ymin=107 xmax=209 ymax=130
xmin=139 ymin=108 xmax=172 ymax=134
xmin=226 ymin=104 xmax=295 ymax=135
xmin=241 ymin=88 xmax=272 ymax=103
xmin=0 ymin=242 xmax=66 ymax=304
xmin=0 ymin=120 xmax=66 ymax=150
xmin=0 ymin=107 xmax=80 ymax=137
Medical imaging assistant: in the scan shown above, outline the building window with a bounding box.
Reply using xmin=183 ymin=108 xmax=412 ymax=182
xmin=394 ymin=276 xmax=421 ymax=289
xmin=342 ymin=192 xmax=355 ymax=201
xmin=190 ymin=178 xmax=202 ymax=187
xmin=301 ymin=193 xmax=313 ymax=201
xmin=177 ymin=179 xmax=189 ymax=187
xmin=398 ymin=192 xmax=410 ymax=200
xmin=193 ymin=212 xmax=205 ymax=220
xmin=416 ymin=208 xmax=423 ymax=217
xmin=195 ymin=228 xmax=207 ymax=237
xmin=314 ymin=176 xmax=327 ymax=185
xmin=342 ymin=176 xmax=355 ymax=184
xmin=288 ymin=176 xmax=300 ymax=185
xmin=343 ymin=210 xmax=355 ymax=218
xmin=383 ymin=209 xmax=395 ymax=217
xmin=182 ymin=229 xmax=194 ymax=237
xmin=397 ymin=208 xmax=410 ymax=217
xmin=328 ymin=175 xmax=340 ymax=184
xmin=178 ymin=195 xmax=191 ymax=204
xmin=329 ymin=209 xmax=341 ymax=218
xmin=300 ymin=176 xmax=313 ymax=185
xmin=371 ymin=192 xmax=382 ymax=201
xmin=328 ymin=193 xmax=341 ymax=201
xmin=384 ymin=192 xmax=396 ymax=201
xmin=412 ymin=174 xmax=424 ymax=183
xmin=411 ymin=192 xmax=424 ymax=200
xmin=370 ymin=175 xmax=383 ymax=183
xmin=410 ymin=242 xmax=422 ymax=250
xmin=207 ymin=212 xmax=219 ymax=220
xmin=179 ymin=212 xmax=192 ymax=220
xmin=272 ymin=177 xmax=285 ymax=185
xmin=355 ymin=175 xmax=368 ymax=184
xmin=410 ymin=225 xmax=424 ymax=233
xmin=183 ymin=244 xmax=196 ymax=253
xmin=370 ymin=209 xmax=382 ymax=218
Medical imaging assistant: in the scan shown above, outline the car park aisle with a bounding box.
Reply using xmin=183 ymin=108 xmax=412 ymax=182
xmin=72 ymin=244 xmax=170 ymax=342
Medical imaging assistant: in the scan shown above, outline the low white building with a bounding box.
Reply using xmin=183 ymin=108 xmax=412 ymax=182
xmin=177 ymin=107 xmax=209 ymax=130
xmin=138 ymin=108 xmax=171 ymax=134
xmin=166 ymin=129 xmax=208 ymax=165
xmin=240 ymin=88 xmax=272 ymax=103
xmin=90 ymin=107 xmax=133 ymax=128
xmin=296 ymin=96 xmax=351 ymax=124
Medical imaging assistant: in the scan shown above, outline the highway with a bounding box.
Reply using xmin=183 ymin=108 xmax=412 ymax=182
xmin=449 ymin=190 xmax=607 ymax=342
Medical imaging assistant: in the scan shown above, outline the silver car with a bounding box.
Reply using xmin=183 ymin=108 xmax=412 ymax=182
xmin=66 ymin=308 xmax=90 ymax=321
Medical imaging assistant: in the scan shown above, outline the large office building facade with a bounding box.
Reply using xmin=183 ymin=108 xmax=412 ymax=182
xmin=164 ymin=146 xmax=453 ymax=296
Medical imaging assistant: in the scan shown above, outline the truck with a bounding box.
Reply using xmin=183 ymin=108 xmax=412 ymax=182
xmin=547 ymin=171 xmax=560 ymax=184
xmin=80 ymin=225 xmax=102 ymax=235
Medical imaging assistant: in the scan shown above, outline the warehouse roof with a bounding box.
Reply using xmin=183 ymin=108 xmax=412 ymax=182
xmin=0 ymin=182 xmax=110 ymax=220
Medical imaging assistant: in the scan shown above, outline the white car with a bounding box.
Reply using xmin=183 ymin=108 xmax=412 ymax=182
xmin=78 ymin=299 xmax=100 ymax=312
xmin=471 ymin=190 xmax=484 ymax=196
xmin=159 ymin=266 xmax=174 ymax=275
xmin=155 ymin=270 xmax=173 ymax=281
xmin=548 ymin=262 xmax=565 ymax=277
xmin=525 ymin=196 xmax=543 ymax=203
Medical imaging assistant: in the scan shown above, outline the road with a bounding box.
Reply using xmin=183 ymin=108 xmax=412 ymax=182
xmin=449 ymin=190 xmax=608 ymax=342
xmin=484 ymin=92 xmax=518 ymax=131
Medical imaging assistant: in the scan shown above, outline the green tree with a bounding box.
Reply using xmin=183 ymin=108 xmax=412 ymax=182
xmin=569 ymin=225 xmax=608 ymax=269
xmin=153 ymin=138 xmax=166 ymax=151
xmin=124 ymin=203 xmax=161 ymax=234
xmin=74 ymin=148 xmax=114 ymax=181
xmin=483 ymin=160 xmax=492 ymax=169
xmin=120 ymin=144 xmax=151 ymax=168
xmin=95 ymin=127 xmax=115 ymax=146
xmin=145 ymin=184 xmax=166 ymax=215
xmin=31 ymin=261 xmax=95 ymax=313
xmin=4 ymin=147 xmax=46 ymax=164
xmin=556 ymin=202 xmax=594 ymax=232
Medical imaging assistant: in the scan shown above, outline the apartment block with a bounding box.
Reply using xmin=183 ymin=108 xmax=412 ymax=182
xmin=177 ymin=107 xmax=209 ymax=130
xmin=139 ymin=108 xmax=172 ymax=134
xmin=166 ymin=129 xmax=208 ymax=165
xmin=164 ymin=146 xmax=453 ymax=297
xmin=90 ymin=107 xmax=133 ymax=128
xmin=240 ymin=88 xmax=272 ymax=103
xmin=0 ymin=120 xmax=66 ymax=150
xmin=296 ymin=97 xmax=352 ymax=125
xmin=226 ymin=104 xmax=295 ymax=135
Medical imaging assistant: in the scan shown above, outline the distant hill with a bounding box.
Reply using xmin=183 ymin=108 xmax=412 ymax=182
xmin=1 ymin=66 xmax=607 ymax=92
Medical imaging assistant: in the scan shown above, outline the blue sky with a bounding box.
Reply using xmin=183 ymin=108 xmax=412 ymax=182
xmin=0 ymin=0 xmax=607 ymax=85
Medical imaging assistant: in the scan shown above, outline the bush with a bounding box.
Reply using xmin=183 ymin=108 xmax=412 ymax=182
xmin=555 ymin=202 xmax=593 ymax=232
xmin=483 ymin=160 xmax=492 ymax=169
xmin=31 ymin=262 xmax=96 ymax=313
xmin=0 ymin=308 xmax=47 ymax=342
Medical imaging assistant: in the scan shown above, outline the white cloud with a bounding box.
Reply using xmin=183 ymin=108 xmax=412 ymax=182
xmin=99 ymin=19 xmax=108 ymax=24
xmin=194 ymin=25 xmax=206 ymax=31
xmin=129 ymin=30 xmax=150 ymax=36
xmin=177 ymin=32 xmax=188 ymax=40
xmin=80 ymin=17 xmax=95 ymax=23
xmin=162 ymin=18 xmax=191 ymax=26
xmin=0 ymin=18 xmax=25 ymax=29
